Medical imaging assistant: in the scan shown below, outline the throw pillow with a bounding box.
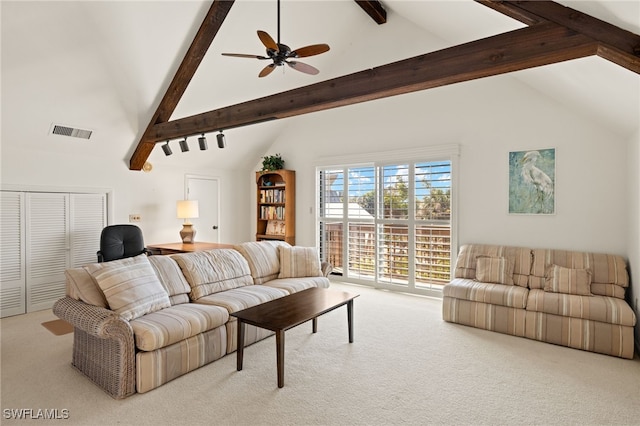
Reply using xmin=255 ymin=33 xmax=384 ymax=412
xmin=148 ymin=255 xmax=192 ymax=305
xmin=235 ymin=241 xmax=290 ymax=284
xmin=278 ymin=246 xmax=322 ymax=279
xmin=475 ymin=256 xmax=515 ymax=285
xmin=84 ymin=254 xmax=170 ymax=320
xmin=544 ymin=264 xmax=593 ymax=296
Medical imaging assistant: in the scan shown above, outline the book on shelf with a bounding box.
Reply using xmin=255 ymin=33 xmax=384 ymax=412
xmin=265 ymin=220 xmax=285 ymax=235
xmin=259 ymin=188 xmax=285 ymax=203
xmin=260 ymin=205 xmax=285 ymax=220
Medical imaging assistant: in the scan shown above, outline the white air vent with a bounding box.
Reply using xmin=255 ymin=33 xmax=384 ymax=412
xmin=50 ymin=123 xmax=93 ymax=140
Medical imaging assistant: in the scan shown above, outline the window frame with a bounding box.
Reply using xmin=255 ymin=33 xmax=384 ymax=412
xmin=315 ymin=145 xmax=459 ymax=297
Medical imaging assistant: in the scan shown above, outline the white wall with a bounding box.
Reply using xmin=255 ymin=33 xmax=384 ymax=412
xmin=0 ymin=145 xmax=247 ymax=246
xmin=626 ymin=128 xmax=640 ymax=350
xmin=2 ymin=63 xmax=633 ymax=260
xmin=262 ymin=75 xmax=630 ymax=256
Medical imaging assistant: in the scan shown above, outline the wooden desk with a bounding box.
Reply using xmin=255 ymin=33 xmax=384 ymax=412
xmin=146 ymin=242 xmax=235 ymax=255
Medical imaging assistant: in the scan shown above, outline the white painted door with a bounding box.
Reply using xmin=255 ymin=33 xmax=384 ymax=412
xmin=25 ymin=193 xmax=70 ymax=313
xmin=186 ymin=176 xmax=220 ymax=243
xmin=1 ymin=191 xmax=106 ymax=317
xmin=25 ymin=192 xmax=106 ymax=312
xmin=0 ymin=191 xmax=26 ymax=317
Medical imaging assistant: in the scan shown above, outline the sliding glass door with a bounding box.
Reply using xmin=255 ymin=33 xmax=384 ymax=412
xmin=318 ymin=159 xmax=453 ymax=296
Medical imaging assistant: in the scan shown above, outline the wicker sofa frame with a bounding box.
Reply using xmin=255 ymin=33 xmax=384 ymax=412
xmin=53 ymin=298 xmax=137 ymax=399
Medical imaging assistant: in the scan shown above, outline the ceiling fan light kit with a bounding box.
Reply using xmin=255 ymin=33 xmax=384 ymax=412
xmin=222 ymin=0 xmax=330 ymax=77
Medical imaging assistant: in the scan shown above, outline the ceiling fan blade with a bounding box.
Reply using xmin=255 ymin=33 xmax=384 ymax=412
xmin=259 ymin=63 xmax=277 ymax=78
xmin=222 ymin=53 xmax=269 ymax=60
xmin=257 ymin=30 xmax=278 ymax=52
xmin=286 ymin=61 xmax=319 ymax=75
xmin=290 ymin=44 xmax=330 ymax=58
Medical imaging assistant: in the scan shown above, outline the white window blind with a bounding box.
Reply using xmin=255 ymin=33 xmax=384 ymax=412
xmin=414 ymin=161 xmax=452 ymax=287
xmin=317 ymin=154 xmax=454 ymax=296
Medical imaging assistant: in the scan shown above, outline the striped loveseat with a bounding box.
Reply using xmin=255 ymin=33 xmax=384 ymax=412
xmin=442 ymin=244 xmax=636 ymax=359
xmin=53 ymin=241 xmax=331 ymax=399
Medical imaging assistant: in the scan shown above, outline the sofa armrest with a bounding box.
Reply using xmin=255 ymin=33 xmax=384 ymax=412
xmin=52 ymin=297 xmax=136 ymax=399
xmin=321 ymin=261 xmax=333 ymax=277
xmin=53 ymin=297 xmax=130 ymax=337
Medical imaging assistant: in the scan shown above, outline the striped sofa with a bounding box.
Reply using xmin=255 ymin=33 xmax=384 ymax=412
xmin=53 ymin=241 xmax=331 ymax=399
xmin=442 ymin=244 xmax=636 ymax=359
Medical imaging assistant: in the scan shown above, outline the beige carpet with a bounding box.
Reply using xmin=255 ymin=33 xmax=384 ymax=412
xmin=1 ymin=282 xmax=639 ymax=425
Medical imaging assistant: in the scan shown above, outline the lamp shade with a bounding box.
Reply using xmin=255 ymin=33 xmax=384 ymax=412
xmin=177 ymin=200 xmax=199 ymax=219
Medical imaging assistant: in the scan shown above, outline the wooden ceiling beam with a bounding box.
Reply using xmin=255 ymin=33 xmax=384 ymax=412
xmin=149 ymin=22 xmax=596 ymax=142
xmin=129 ymin=0 xmax=235 ymax=170
xmin=475 ymin=0 xmax=546 ymax=26
xmin=355 ymin=1 xmax=387 ymax=25
xmin=477 ymin=1 xmax=640 ymax=73
xmin=128 ymin=0 xmax=639 ymax=169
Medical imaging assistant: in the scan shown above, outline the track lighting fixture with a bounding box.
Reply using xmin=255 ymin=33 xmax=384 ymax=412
xmin=179 ymin=138 xmax=189 ymax=152
xmin=217 ymin=131 xmax=226 ymax=149
xmin=161 ymin=133 xmax=222 ymax=156
xmin=162 ymin=141 xmax=172 ymax=156
xmin=198 ymin=134 xmax=208 ymax=151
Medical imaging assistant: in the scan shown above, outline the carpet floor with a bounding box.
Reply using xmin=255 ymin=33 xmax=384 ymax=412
xmin=1 ymin=282 xmax=639 ymax=425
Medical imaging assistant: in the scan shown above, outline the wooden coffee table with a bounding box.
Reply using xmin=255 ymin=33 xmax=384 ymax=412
xmin=230 ymin=287 xmax=359 ymax=388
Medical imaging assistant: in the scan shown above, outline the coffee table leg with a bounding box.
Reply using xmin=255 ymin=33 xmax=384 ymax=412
xmin=276 ymin=330 xmax=285 ymax=388
xmin=237 ymin=320 xmax=245 ymax=371
xmin=312 ymin=317 xmax=318 ymax=333
xmin=347 ymin=300 xmax=354 ymax=343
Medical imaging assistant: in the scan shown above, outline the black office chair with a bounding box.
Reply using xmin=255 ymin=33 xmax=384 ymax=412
xmin=97 ymin=224 xmax=148 ymax=262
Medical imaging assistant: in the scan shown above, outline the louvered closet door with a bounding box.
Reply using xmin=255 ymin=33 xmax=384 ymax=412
xmin=0 ymin=192 xmax=26 ymax=317
xmin=70 ymin=193 xmax=106 ymax=267
xmin=25 ymin=193 xmax=70 ymax=312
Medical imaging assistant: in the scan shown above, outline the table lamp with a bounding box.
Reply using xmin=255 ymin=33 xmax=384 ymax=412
xmin=177 ymin=200 xmax=199 ymax=243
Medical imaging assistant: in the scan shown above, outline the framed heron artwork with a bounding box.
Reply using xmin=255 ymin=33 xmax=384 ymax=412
xmin=508 ymin=148 xmax=555 ymax=214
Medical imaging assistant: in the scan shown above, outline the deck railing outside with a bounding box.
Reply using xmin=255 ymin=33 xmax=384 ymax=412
xmin=324 ymin=222 xmax=450 ymax=286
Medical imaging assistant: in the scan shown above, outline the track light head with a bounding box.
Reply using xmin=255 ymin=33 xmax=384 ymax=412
xmin=217 ymin=131 xmax=226 ymax=149
xmin=179 ymin=138 xmax=189 ymax=152
xmin=198 ymin=134 xmax=208 ymax=150
xmin=162 ymin=141 xmax=172 ymax=156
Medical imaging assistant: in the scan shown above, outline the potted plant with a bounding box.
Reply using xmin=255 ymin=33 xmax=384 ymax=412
xmin=261 ymin=153 xmax=285 ymax=171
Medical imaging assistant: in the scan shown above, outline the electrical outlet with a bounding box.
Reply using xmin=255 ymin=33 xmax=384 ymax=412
xmin=129 ymin=214 xmax=141 ymax=222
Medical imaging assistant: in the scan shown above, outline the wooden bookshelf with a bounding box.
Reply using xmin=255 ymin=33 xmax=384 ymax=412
xmin=256 ymin=169 xmax=295 ymax=245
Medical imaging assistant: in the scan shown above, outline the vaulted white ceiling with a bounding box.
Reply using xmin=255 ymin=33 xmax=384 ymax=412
xmin=2 ymin=1 xmax=638 ymax=172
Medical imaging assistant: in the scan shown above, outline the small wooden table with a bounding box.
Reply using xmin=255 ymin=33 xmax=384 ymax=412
xmin=146 ymin=242 xmax=235 ymax=255
xmin=230 ymin=287 xmax=359 ymax=388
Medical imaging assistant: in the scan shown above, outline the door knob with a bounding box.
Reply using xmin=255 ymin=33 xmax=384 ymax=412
xmin=212 ymin=226 xmax=219 ymax=230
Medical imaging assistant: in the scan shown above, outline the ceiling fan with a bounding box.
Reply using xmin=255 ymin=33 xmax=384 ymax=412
xmin=221 ymin=0 xmax=330 ymax=78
